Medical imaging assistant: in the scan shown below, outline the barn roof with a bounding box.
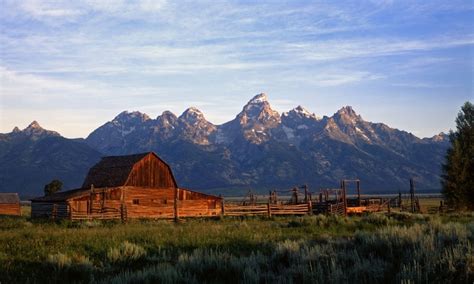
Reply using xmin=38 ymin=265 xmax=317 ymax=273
xmin=0 ymin=193 xmax=20 ymax=204
xmin=81 ymin=152 xmax=174 ymax=188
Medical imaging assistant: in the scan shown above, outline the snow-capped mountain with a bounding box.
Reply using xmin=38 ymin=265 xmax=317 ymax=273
xmin=82 ymin=93 xmax=448 ymax=192
xmin=0 ymin=93 xmax=450 ymax=196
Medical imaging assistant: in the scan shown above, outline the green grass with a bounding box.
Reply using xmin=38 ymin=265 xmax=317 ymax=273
xmin=0 ymin=211 xmax=473 ymax=283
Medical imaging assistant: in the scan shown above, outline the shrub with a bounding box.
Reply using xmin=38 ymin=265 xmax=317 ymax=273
xmin=47 ymin=253 xmax=94 ymax=282
xmin=361 ymin=213 xmax=390 ymax=226
xmin=107 ymin=241 xmax=146 ymax=264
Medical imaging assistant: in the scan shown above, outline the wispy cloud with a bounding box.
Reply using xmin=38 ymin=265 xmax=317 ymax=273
xmin=0 ymin=0 xmax=472 ymax=137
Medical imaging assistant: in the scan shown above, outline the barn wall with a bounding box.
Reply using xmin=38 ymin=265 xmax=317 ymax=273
xmin=178 ymin=199 xmax=222 ymax=217
xmin=124 ymin=187 xmax=176 ymax=219
xmin=32 ymin=186 xmax=222 ymax=220
xmin=0 ymin=204 xmax=21 ymax=216
xmin=125 ymin=154 xmax=177 ymax=188
xmin=69 ymin=188 xmax=123 ymax=220
xmin=31 ymin=202 xmax=69 ymax=219
xmin=124 ymin=187 xmax=222 ymax=219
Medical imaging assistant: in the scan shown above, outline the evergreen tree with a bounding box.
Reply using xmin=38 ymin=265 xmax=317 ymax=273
xmin=441 ymin=102 xmax=474 ymax=209
xmin=44 ymin=179 xmax=63 ymax=196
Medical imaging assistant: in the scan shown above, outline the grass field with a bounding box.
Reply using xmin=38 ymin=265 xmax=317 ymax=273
xmin=0 ymin=206 xmax=473 ymax=283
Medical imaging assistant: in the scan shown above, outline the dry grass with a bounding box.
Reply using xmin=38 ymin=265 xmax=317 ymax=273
xmin=0 ymin=209 xmax=472 ymax=283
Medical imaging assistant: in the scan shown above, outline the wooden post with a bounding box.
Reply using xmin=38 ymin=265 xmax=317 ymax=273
xmin=398 ymin=190 xmax=402 ymax=208
xmin=267 ymin=202 xmax=272 ymax=217
xmin=387 ymin=200 xmax=391 ymax=213
xmin=52 ymin=203 xmax=57 ymax=220
xmin=120 ymin=188 xmax=126 ymax=223
xmin=343 ymin=184 xmax=348 ymax=216
xmin=221 ymin=198 xmax=225 ymax=217
xmin=356 ymin=180 xmax=361 ymax=206
xmin=307 ymin=200 xmax=313 ymax=215
xmin=410 ymin=178 xmax=415 ymax=213
xmin=304 ymin=185 xmax=308 ymax=203
xmin=174 ymin=187 xmax=179 ymax=222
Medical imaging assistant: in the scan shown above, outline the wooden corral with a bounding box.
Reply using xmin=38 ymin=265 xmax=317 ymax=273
xmin=223 ymin=180 xmax=399 ymax=217
xmin=31 ymin=152 xmax=221 ymax=221
xmin=0 ymin=193 xmax=21 ymax=216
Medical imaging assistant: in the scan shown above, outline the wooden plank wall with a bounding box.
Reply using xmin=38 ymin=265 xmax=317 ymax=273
xmin=32 ymin=187 xmax=223 ymax=221
xmin=124 ymin=187 xmax=176 ymax=219
xmin=0 ymin=204 xmax=21 ymax=216
xmin=123 ymin=187 xmax=222 ymax=219
xmin=31 ymin=202 xmax=69 ymax=219
xmin=179 ymin=199 xmax=222 ymax=217
xmin=125 ymin=154 xmax=177 ymax=188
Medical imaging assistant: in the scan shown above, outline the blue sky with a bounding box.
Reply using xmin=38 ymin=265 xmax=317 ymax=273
xmin=0 ymin=0 xmax=473 ymax=138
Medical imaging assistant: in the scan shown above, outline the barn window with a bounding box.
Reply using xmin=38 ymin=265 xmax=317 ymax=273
xmin=133 ymin=199 xmax=139 ymax=205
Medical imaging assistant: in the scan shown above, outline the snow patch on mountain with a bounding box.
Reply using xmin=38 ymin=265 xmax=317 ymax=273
xmin=282 ymin=125 xmax=295 ymax=139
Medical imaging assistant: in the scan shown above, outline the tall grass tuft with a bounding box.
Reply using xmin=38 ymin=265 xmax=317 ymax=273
xmin=107 ymin=241 xmax=147 ymax=264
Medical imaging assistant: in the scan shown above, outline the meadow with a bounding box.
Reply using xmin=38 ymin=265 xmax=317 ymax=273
xmin=0 ymin=207 xmax=472 ymax=283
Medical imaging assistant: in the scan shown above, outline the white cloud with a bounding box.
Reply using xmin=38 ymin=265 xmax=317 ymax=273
xmin=0 ymin=66 xmax=86 ymax=96
xmin=19 ymin=0 xmax=83 ymax=19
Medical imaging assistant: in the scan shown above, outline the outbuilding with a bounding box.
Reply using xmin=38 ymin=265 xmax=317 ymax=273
xmin=31 ymin=152 xmax=222 ymax=220
xmin=0 ymin=193 xmax=21 ymax=216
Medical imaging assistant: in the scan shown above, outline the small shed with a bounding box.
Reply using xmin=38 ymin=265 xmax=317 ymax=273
xmin=0 ymin=193 xmax=21 ymax=216
xmin=31 ymin=152 xmax=222 ymax=220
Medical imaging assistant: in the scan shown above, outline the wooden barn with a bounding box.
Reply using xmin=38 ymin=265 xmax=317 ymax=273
xmin=0 ymin=193 xmax=21 ymax=216
xmin=31 ymin=152 xmax=222 ymax=220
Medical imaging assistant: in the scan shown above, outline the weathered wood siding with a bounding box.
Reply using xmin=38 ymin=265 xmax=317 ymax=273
xmin=69 ymin=188 xmax=122 ymax=220
xmin=122 ymin=187 xmax=221 ymax=219
xmin=31 ymin=202 xmax=69 ymax=219
xmin=0 ymin=204 xmax=21 ymax=216
xmin=32 ymin=186 xmax=222 ymax=220
xmin=179 ymin=199 xmax=221 ymax=217
xmin=125 ymin=154 xmax=177 ymax=188
xmin=124 ymin=187 xmax=176 ymax=219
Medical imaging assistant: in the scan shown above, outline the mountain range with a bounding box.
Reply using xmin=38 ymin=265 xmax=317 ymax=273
xmin=0 ymin=93 xmax=449 ymax=197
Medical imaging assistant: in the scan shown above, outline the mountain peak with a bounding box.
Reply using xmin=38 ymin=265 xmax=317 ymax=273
xmin=11 ymin=126 xmax=21 ymax=133
xmin=239 ymin=93 xmax=279 ymax=121
xmin=336 ymin=106 xmax=358 ymax=116
xmin=156 ymin=111 xmax=178 ymax=128
xmin=113 ymin=111 xmax=150 ymax=123
xmin=179 ymin=107 xmax=209 ymax=125
xmin=282 ymin=105 xmax=320 ymax=123
xmin=248 ymin=93 xmax=268 ymax=104
xmin=293 ymin=105 xmax=319 ymax=119
xmin=182 ymin=107 xmax=204 ymax=116
xmin=26 ymin=120 xmax=42 ymax=129
xmin=159 ymin=110 xmax=177 ymax=120
xmin=334 ymin=106 xmax=362 ymax=123
xmin=427 ymin=132 xmax=449 ymax=143
xmin=21 ymin=121 xmax=60 ymax=139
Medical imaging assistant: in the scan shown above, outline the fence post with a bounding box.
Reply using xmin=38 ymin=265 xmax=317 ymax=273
xmin=307 ymin=201 xmax=313 ymax=215
xmin=221 ymin=198 xmax=225 ymax=217
xmin=387 ymin=201 xmax=391 ymax=213
xmin=343 ymin=185 xmax=348 ymax=216
xmin=174 ymin=188 xmax=179 ymax=222
xmin=267 ymin=203 xmax=272 ymax=218
xmin=410 ymin=178 xmax=415 ymax=213
xmin=52 ymin=204 xmax=57 ymax=220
